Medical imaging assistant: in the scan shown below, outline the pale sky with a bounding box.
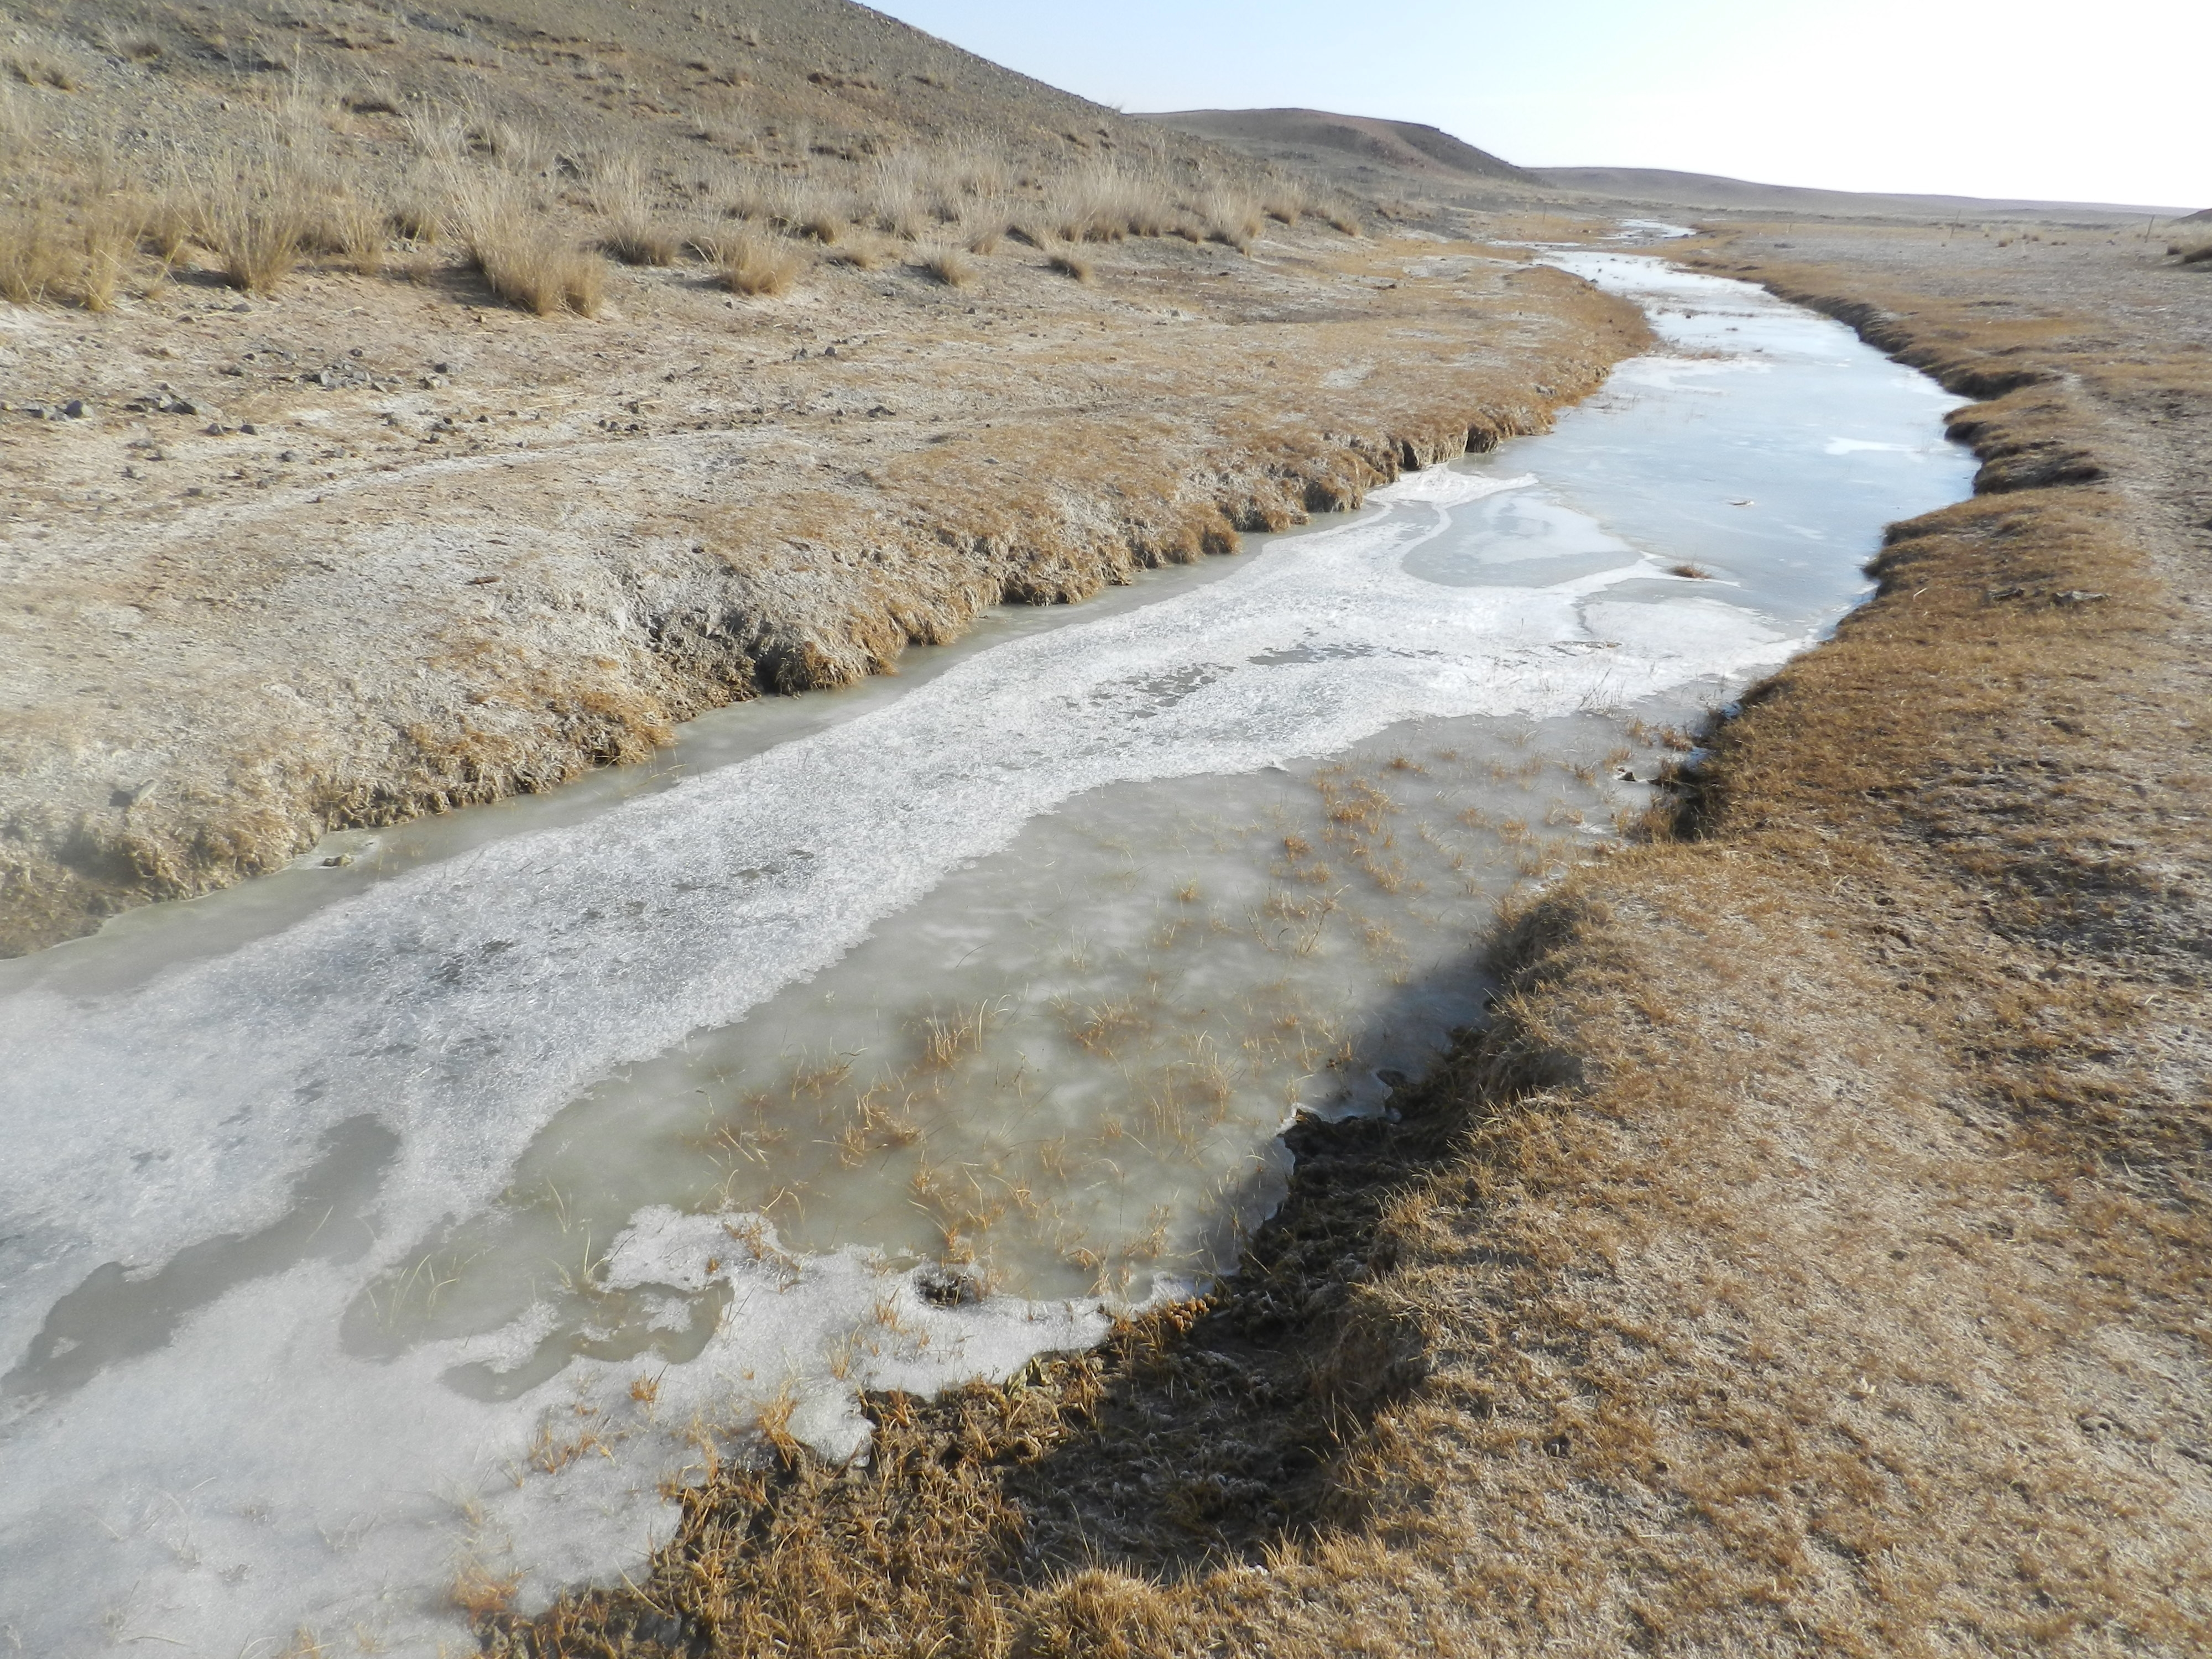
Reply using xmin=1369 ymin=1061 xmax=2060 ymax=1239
xmin=870 ymin=0 xmax=2208 ymax=211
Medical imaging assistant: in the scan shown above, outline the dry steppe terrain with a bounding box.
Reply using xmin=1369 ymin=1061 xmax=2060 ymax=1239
xmin=507 ymin=163 xmax=2212 ymax=1659
xmin=0 ymin=0 xmax=1640 ymax=953
xmin=7 ymin=7 xmax=2211 ymax=1652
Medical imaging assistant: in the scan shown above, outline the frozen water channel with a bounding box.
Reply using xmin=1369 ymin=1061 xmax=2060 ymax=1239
xmin=0 ymin=252 xmax=1974 ymax=1653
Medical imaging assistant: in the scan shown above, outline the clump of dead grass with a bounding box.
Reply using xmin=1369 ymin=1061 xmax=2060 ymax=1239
xmin=0 ymin=197 xmax=151 ymax=309
xmin=912 ymin=243 xmax=971 ymax=287
xmin=313 ymin=191 xmax=390 ymax=275
xmin=452 ymin=182 xmax=604 ymax=317
xmin=0 ymin=207 xmax=81 ymax=304
xmin=6 ymin=52 xmax=79 ymax=91
xmin=593 ymin=154 xmax=681 ymax=267
xmin=1045 ymin=242 xmax=1093 ymax=284
xmin=195 ymin=159 xmax=316 ymax=295
xmin=1202 ymin=189 xmax=1264 ymax=253
xmin=701 ymin=224 xmax=801 ymax=296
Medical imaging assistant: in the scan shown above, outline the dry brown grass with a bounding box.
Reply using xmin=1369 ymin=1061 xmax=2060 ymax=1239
xmin=0 ymin=206 xmax=81 ymax=303
xmin=596 ymin=157 xmax=682 ymax=267
xmin=453 ymin=182 xmax=606 ymax=317
xmin=196 ymin=163 xmax=314 ymax=295
xmin=6 ymin=52 xmax=78 ymax=91
xmin=0 ymin=199 xmax=143 ymax=308
xmin=1202 ymin=189 xmax=1264 ymax=254
xmin=314 ymin=192 xmax=389 ymax=276
xmin=912 ymin=243 xmax=972 ymax=287
xmin=702 ymin=224 xmax=803 ymax=296
xmin=494 ymin=239 xmax=2212 ymax=1659
xmin=1045 ymin=243 xmax=1093 ymax=285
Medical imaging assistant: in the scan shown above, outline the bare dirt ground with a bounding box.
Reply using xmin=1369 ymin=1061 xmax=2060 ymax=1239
xmin=500 ymin=231 xmax=2212 ymax=1656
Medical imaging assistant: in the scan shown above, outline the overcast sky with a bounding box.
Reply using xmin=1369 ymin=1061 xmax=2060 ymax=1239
xmin=869 ymin=0 xmax=2207 ymax=210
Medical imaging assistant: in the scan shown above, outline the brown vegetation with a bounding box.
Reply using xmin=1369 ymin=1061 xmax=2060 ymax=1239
xmin=702 ymin=225 xmax=804 ymax=296
xmin=0 ymin=0 xmax=1645 ymax=956
xmin=452 ymin=181 xmax=606 ymax=317
xmin=489 ymin=227 xmax=2212 ymax=1658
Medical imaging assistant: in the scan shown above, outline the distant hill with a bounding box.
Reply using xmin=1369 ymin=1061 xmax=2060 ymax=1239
xmin=1139 ymin=108 xmax=1534 ymax=186
xmin=1530 ymin=166 xmax=2190 ymax=222
xmin=1137 ymin=108 xmax=2190 ymax=223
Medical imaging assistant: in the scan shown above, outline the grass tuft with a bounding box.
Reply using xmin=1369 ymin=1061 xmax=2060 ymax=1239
xmin=701 ymin=225 xmax=802 ymax=296
xmin=196 ymin=161 xmax=315 ymax=295
xmin=913 ymin=243 xmax=971 ymax=287
xmin=1046 ymin=243 xmax=1093 ymax=285
xmin=454 ymin=184 xmax=605 ymax=317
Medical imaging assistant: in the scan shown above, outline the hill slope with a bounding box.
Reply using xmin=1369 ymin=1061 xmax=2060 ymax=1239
xmin=1140 ymin=107 xmax=1534 ymax=188
xmin=1531 ymin=164 xmax=2191 ymax=221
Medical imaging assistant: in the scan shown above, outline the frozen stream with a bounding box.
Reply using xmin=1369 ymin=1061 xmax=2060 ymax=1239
xmin=0 ymin=253 xmax=1973 ymax=1653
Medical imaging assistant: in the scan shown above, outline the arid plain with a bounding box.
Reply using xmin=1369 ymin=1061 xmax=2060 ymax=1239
xmin=4 ymin=1 xmax=2209 ymax=1655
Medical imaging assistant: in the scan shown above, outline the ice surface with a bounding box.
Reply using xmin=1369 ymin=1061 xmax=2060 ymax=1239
xmin=0 ymin=253 xmax=1975 ymax=1656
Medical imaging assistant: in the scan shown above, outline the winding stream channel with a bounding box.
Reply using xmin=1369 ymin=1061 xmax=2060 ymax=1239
xmin=0 ymin=252 xmax=1974 ymax=1654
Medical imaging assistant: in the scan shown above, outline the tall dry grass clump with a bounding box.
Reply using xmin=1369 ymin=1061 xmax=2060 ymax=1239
xmin=76 ymin=202 xmax=133 ymax=309
xmin=913 ymin=243 xmax=972 ymax=287
xmin=593 ymin=152 xmax=681 ymax=267
xmin=314 ymin=191 xmax=390 ymax=275
xmin=1264 ymin=181 xmax=1313 ymax=226
xmin=1 ymin=197 xmax=150 ymax=309
xmin=452 ymin=181 xmax=604 ymax=317
xmin=701 ymin=224 xmax=801 ymax=295
xmin=964 ymin=205 xmax=1007 ymax=255
xmin=1045 ymin=241 xmax=1093 ymax=284
xmin=1202 ymin=189 xmax=1264 ymax=253
xmin=1049 ymin=161 xmax=1179 ymax=243
xmin=195 ymin=158 xmax=317 ymax=295
xmin=0 ymin=207 xmax=79 ymax=303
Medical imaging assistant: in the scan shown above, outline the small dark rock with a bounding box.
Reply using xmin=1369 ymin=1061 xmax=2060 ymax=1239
xmin=61 ymin=399 xmax=86 ymax=419
xmin=239 ymin=422 xmax=257 ymax=436
xmin=278 ymin=450 xmax=298 ymax=462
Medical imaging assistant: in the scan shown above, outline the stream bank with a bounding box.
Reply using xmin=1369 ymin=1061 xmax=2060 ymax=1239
xmin=0 ymin=250 xmax=1982 ymax=1655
